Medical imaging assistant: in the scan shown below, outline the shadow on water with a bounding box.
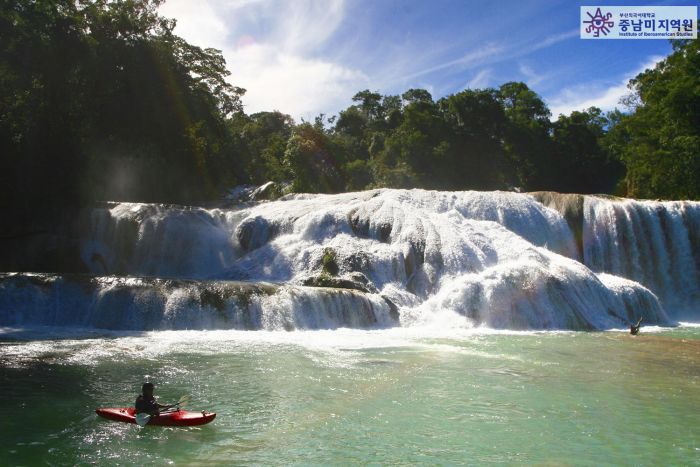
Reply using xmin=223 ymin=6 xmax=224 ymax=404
xmin=0 ymin=360 xmax=95 ymax=462
xmin=0 ymin=326 xmax=151 ymax=342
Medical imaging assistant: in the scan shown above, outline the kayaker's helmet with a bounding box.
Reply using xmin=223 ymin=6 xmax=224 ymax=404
xmin=142 ymin=382 xmax=154 ymax=392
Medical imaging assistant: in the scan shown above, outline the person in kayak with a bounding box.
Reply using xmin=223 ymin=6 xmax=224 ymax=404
xmin=135 ymin=382 xmax=175 ymax=416
xmin=630 ymin=316 xmax=643 ymax=335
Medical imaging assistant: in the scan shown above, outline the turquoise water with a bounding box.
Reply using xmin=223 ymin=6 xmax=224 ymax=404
xmin=2 ymin=326 xmax=699 ymax=465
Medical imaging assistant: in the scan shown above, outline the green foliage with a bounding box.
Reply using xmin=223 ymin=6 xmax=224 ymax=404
xmin=550 ymin=107 xmax=623 ymax=194
xmin=0 ymin=0 xmax=246 ymax=229
xmin=326 ymin=83 xmax=620 ymax=193
xmin=234 ymin=111 xmax=294 ymax=183
xmin=284 ymin=123 xmax=342 ymax=193
xmin=609 ymin=38 xmax=700 ymax=199
xmin=343 ymin=159 xmax=372 ymax=191
xmin=324 ymin=43 xmax=698 ymax=198
xmin=335 ymin=106 xmax=367 ymax=139
xmin=321 ymin=248 xmax=339 ymax=276
xmin=436 ymin=89 xmax=509 ymax=189
xmin=352 ymin=90 xmax=384 ymax=122
xmin=497 ymin=82 xmax=552 ymax=190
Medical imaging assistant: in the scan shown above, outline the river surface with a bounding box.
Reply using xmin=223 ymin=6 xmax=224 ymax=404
xmin=2 ymin=324 xmax=699 ymax=465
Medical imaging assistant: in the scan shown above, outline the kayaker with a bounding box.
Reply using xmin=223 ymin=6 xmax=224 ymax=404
xmin=135 ymin=382 xmax=175 ymax=416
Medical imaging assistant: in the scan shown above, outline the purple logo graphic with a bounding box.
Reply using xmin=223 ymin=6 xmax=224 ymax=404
xmin=583 ymin=8 xmax=614 ymax=37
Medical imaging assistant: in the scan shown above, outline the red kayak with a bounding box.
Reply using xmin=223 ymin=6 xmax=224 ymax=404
xmin=96 ymin=407 xmax=216 ymax=426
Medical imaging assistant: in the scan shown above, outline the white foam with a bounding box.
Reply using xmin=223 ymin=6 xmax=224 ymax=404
xmin=6 ymin=189 xmax=699 ymax=331
xmin=584 ymin=197 xmax=700 ymax=318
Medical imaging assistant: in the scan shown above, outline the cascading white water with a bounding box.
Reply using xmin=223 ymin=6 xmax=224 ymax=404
xmin=3 ymin=188 xmax=695 ymax=331
xmin=0 ymin=273 xmax=395 ymax=331
xmin=83 ymin=203 xmax=244 ymax=278
xmin=82 ymin=190 xmax=578 ymax=281
xmin=583 ymin=196 xmax=700 ymax=318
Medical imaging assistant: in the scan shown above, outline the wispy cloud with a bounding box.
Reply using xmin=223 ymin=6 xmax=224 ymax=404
xmin=525 ymin=29 xmax=580 ymax=54
xmin=518 ymin=63 xmax=545 ymax=87
xmin=466 ymin=69 xmax=492 ymax=89
xmin=547 ymin=55 xmax=664 ymax=118
xmin=158 ymin=1 xmax=666 ymax=123
xmin=388 ymin=29 xmax=577 ymax=91
xmin=400 ymin=44 xmax=505 ymax=82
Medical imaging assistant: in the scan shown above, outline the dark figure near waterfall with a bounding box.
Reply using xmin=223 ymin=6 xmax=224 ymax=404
xmin=630 ymin=317 xmax=643 ymax=335
xmin=135 ymin=382 xmax=173 ymax=416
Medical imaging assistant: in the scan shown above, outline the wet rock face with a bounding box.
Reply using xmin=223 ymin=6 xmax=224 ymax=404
xmin=347 ymin=208 xmax=392 ymax=242
xmin=529 ymin=191 xmax=585 ymax=260
xmin=348 ymin=209 xmax=370 ymax=238
xmin=381 ymin=296 xmax=400 ymax=321
xmin=0 ymin=273 xmax=399 ymax=331
xmin=300 ymin=273 xmax=398 ymax=322
xmin=236 ymin=216 xmax=277 ymax=252
xmin=250 ymin=181 xmax=282 ymax=201
xmin=342 ymin=252 xmax=372 ymax=274
xmin=302 ymin=274 xmax=374 ymax=293
xmin=224 ymin=182 xmax=289 ymax=203
xmin=321 ymin=248 xmax=340 ymax=276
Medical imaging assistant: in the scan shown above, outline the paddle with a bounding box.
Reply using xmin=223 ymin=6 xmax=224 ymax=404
xmin=135 ymin=395 xmax=190 ymax=427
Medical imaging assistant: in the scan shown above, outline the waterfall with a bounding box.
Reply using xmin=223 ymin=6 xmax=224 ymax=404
xmin=583 ymin=197 xmax=700 ymax=319
xmin=3 ymin=188 xmax=698 ymax=331
xmin=0 ymin=273 xmax=396 ymax=331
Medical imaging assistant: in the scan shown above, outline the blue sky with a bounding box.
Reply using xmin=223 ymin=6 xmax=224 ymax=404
xmin=159 ymin=0 xmax=697 ymax=121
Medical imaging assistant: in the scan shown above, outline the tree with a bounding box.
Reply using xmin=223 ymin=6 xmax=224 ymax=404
xmin=0 ymin=0 xmax=247 ymax=216
xmin=375 ymin=90 xmax=444 ymax=187
xmin=551 ymin=107 xmax=623 ymax=194
xmin=335 ymin=106 xmax=367 ymax=139
xmin=497 ymin=82 xmax=554 ymax=190
xmin=284 ymin=123 xmax=342 ymax=193
xmin=352 ymin=89 xmax=384 ymax=122
xmin=235 ymin=111 xmax=294 ymax=183
xmin=402 ymin=88 xmax=433 ymax=105
xmin=437 ymin=89 xmax=509 ymax=189
xmin=611 ymin=38 xmax=700 ymax=199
